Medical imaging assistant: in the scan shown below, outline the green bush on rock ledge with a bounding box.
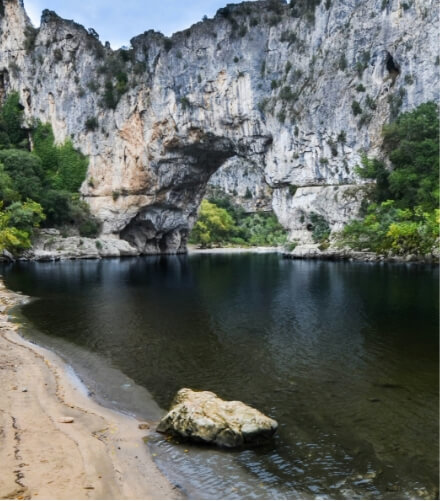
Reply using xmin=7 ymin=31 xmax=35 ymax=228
xmin=339 ymin=102 xmax=439 ymax=255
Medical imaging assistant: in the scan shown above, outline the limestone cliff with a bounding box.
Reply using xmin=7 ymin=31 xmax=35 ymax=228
xmin=0 ymin=0 xmax=437 ymax=252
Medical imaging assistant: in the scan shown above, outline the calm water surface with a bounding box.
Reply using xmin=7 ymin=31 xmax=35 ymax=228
xmin=1 ymin=255 xmax=438 ymax=499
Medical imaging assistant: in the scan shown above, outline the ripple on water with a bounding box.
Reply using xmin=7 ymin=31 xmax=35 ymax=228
xmin=1 ymin=256 xmax=438 ymax=499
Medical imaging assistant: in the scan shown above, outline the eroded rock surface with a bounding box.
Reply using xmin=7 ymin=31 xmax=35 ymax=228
xmin=157 ymin=388 xmax=278 ymax=448
xmin=0 ymin=0 xmax=437 ymax=252
xmin=26 ymin=229 xmax=138 ymax=260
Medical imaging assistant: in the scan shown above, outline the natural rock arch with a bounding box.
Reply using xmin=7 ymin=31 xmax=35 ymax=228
xmin=118 ymin=130 xmax=273 ymax=254
xmin=0 ymin=0 xmax=436 ymax=255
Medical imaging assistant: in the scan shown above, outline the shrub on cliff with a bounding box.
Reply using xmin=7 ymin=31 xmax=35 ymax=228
xmin=340 ymin=102 xmax=439 ymax=255
xmin=0 ymin=92 xmax=27 ymax=148
xmin=309 ymin=212 xmax=330 ymax=243
xmin=32 ymin=122 xmax=88 ymax=193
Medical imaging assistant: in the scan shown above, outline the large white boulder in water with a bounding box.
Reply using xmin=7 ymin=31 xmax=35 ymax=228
xmin=156 ymin=388 xmax=278 ymax=448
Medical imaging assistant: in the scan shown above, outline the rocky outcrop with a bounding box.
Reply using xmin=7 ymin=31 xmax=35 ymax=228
xmin=0 ymin=0 xmax=437 ymax=253
xmin=283 ymin=245 xmax=439 ymax=263
xmin=24 ymin=229 xmax=138 ymax=260
xmin=157 ymin=388 xmax=278 ymax=448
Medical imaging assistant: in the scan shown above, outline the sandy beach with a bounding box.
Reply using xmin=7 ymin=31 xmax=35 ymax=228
xmin=0 ymin=280 xmax=181 ymax=500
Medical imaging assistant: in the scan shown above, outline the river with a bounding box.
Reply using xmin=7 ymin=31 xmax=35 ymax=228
xmin=1 ymin=254 xmax=438 ymax=499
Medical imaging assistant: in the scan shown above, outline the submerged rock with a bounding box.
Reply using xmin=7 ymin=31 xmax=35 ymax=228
xmin=157 ymin=388 xmax=278 ymax=448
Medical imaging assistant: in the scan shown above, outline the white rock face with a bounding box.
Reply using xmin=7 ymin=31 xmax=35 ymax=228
xmin=27 ymin=229 xmax=138 ymax=260
xmin=157 ymin=388 xmax=278 ymax=447
xmin=208 ymin=157 xmax=273 ymax=212
xmin=0 ymin=0 xmax=437 ymax=252
xmin=274 ymin=183 xmax=373 ymax=243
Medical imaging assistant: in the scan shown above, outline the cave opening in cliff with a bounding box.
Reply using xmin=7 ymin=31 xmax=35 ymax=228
xmin=0 ymin=69 xmax=9 ymax=103
xmin=386 ymin=52 xmax=400 ymax=79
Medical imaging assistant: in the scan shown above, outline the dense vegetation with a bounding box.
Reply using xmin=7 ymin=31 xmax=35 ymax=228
xmin=340 ymin=102 xmax=439 ymax=255
xmin=0 ymin=92 xmax=99 ymax=254
xmin=189 ymin=197 xmax=287 ymax=248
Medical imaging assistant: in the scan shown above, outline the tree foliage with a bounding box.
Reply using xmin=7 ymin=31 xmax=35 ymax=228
xmin=0 ymin=92 xmax=27 ymax=148
xmin=191 ymin=200 xmax=236 ymax=247
xmin=190 ymin=197 xmax=287 ymax=248
xmin=341 ymin=201 xmax=438 ymax=254
xmin=0 ymin=200 xmax=44 ymax=252
xmin=32 ymin=122 xmax=88 ymax=192
xmin=0 ymin=149 xmax=44 ymax=201
xmin=341 ymin=102 xmax=439 ymax=255
xmin=0 ymin=92 xmax=99 ymax=254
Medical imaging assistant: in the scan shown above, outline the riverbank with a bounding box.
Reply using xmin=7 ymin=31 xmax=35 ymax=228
xmin=283 ymin=244 xmax=439 ymax=264
xmin=1 ymin=231 xmax=437 ymax=264
xmin=0 ymin=280 xmax=182 ymax=500
xmin=187 ymin=244 xmax=281 ymax=254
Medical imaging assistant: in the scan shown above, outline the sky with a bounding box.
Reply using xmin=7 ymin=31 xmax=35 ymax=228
xmin=23 ymin=0 xmax=250 ymax=49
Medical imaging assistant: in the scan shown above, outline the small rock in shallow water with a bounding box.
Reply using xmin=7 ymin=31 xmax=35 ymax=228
xmin=58 ymin=417 xmax=74 ymax=423
xmin=138 ymin=423 xmax=150 ymax=430
xmin=157 ymin=388 xmax=278 ymax=448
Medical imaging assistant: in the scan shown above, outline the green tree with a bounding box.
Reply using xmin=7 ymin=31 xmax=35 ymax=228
xmin=6 ymin=199 xmax=45 ymax=233
xmin=0 ymin=149 xmax=44 ymax=201
xmin=0 ymin=94 xmax=97 ymax=250
xmin=341 ymin=201 xmax=439 ymax=254
xmin=53 ymin=140 xmax=88 ymax=192
xmin=0 ymin=92 xmax=27 ymax=147
xmin=383 ymin=101 xmax=439 ymax=210
xmin=0 ymin=201 xmax=44 ymax=253
xmin=355 ymin=155 xmax=390 ymax=203
xmin=340 ymin=102 xmax=439 ymax=255
xmin=32 ymin=122 xmax=88 ymax=192
xmin=190 ymin=196 xmax=287 ymax=248
xmin=190 ymin=199 xmax=237 ymax=247
xmin=0 ymin=163 xmax=19 ymax=204
xmin=32 ymin=122 xmax=58 ymax=174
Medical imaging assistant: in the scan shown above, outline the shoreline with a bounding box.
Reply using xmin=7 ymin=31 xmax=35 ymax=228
xmin=282 ymin=247 xmax=439 ymax=264
xmin=187 ymin=245 xmax=281 ymax=254
xmin=0 ymin=280 xmax=182 ymax=500
xmin=1 ymin=236 xmax=436 ymax=264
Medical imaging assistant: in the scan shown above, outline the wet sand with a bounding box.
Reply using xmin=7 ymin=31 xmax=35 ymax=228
xmin=0 ymin=280 xmax=182 ymax=500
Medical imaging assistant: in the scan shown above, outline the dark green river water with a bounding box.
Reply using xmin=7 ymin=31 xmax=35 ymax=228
xmin=1 ymin=254 xmax=438 ymax=499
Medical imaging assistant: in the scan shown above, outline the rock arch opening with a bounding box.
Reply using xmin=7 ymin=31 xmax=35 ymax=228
xmin=118 ymin=133 xmax=236 ymax=254
xmin=118 ymin=131 xmax=273 ymax=254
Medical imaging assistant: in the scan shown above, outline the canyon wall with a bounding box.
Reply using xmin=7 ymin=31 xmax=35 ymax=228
xmin=0 ymin=0 xmax=437 ymax=252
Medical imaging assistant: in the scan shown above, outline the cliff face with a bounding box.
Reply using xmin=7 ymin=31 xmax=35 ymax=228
xmin=0 ymin=0 xmax=437 ymax=252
